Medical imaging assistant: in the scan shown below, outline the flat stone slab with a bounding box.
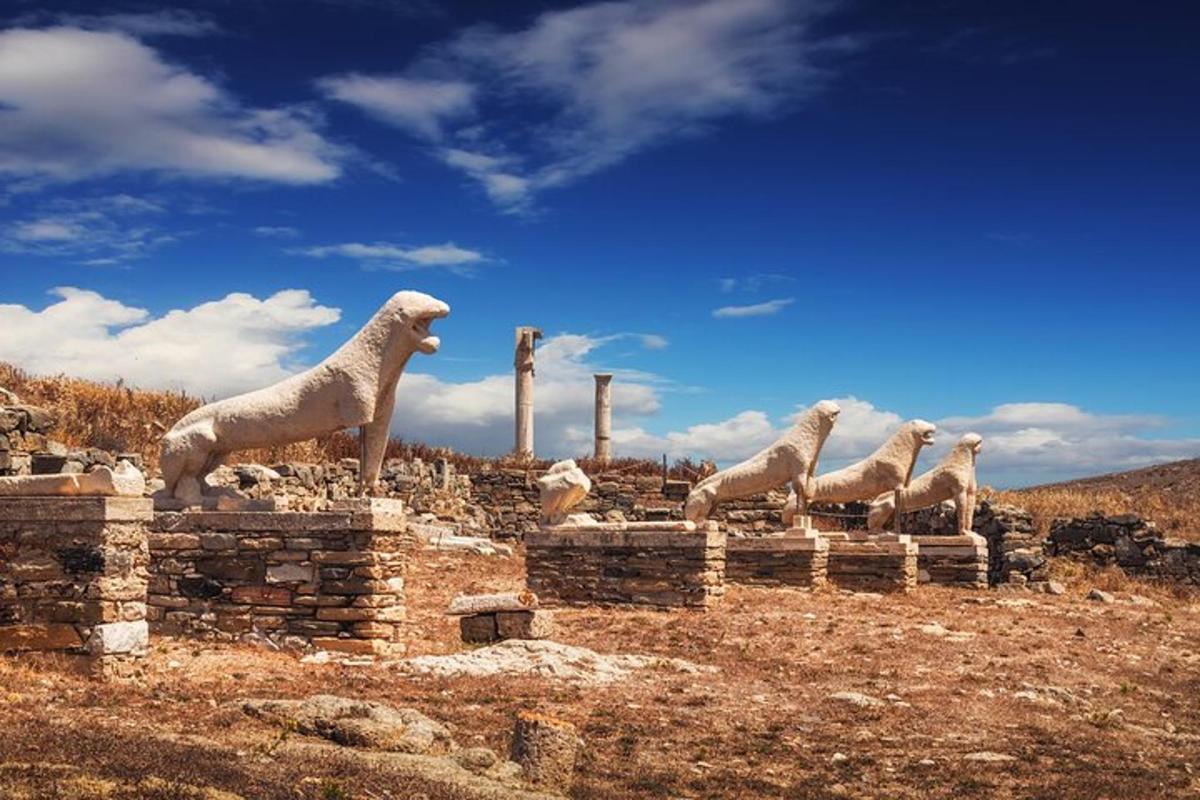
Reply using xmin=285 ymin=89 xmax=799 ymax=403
xmin=152 ymin=504 xmax=407 ymax=533
xmin=728 ymin=535 xmax=829 ymax=552
xmin=526 ymin=528 xmax=724 ymax=549
xmin=0 ymin=496 xmax=153 ymax=522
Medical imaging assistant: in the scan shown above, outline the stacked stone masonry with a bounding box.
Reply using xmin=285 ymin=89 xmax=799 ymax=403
xmin=147 ymin=498 xmax=412 ymax=655
xmin=0 ymin=496 xmax=151 ymax=676
xmin=911 ymin=535 xmax=988 ymax=588
xmin=525 ymin=528 xmax=726 ymax=608
xmin=1048 ymin=513 xmax=1200 ymax=585
xmin=827 ymin=535 xmax=918 ymax=593
xmin=725 ymin=534 xmax=828 ymax=588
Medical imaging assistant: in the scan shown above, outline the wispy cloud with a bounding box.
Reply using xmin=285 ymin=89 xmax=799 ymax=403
xmin=711 ymin=297 xmax=794 ymax=318
xmin=0 ymin=26 xmax=346 ymax=186
xmin=318 ymin=74 xmax=475 ymax=139
xmin=296 ymin=240 xmax=488 ymax=272
xmin=719 ymin=272 xmax=795 ymax=292
xmin=319 ymin=0 xmax=858 ymax=213
xmin=0 ymin=193 xmax=176 ymax=263
xmin=253 ymin=225 xmax=302 ymax=239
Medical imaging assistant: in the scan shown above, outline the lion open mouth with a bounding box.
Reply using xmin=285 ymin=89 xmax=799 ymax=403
xmin=922 ymin=430 xmax=936 ymax=445
xmin=411 ymin=305 xmax=449 ymax=353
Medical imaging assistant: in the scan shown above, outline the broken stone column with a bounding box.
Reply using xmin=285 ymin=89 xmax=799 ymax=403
xmin=511 ymin=711 xmax=579 ymax=793
xmin=513 ymin=327 xmax=543 ymax=457
xmin=593 ymin=373 xmax=612 ymax=464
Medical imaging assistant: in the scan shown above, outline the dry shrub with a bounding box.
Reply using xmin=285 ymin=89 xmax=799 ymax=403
xmin=985 ymin=485 xmax=1200 ymax=541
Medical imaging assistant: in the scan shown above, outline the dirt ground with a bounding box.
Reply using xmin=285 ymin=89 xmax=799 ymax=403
xmin=2 ymin=549 xmax=1198 ymax=799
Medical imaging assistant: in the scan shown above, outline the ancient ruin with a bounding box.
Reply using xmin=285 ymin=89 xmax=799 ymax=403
xmin=513 ymin=326 xmax=542 ymax=458
xmin=868 ymin=432 xmax=983 ymax=535
xmin=593 ymin=373 xmax=613 ymax=464
xmin=159 ymin=291 xmax=450 ymax=506
xmin=685 ymin=399 xmax=841 ymax=523
xmin=0 ymin=460 xmax=145 ymax=497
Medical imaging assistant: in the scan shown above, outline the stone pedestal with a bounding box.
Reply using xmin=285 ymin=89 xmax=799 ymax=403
xmin=912 ymin=534 xmax=988 ymax=588
xmin=726 ymin=526 xmax=828 ymax=588
xmin=148 ymin=497 xmax=411 ymax=655
xmin=525 ymin=522 xmax=726 ymax=608
xmin=0 ymin=496 xmax=152 ymax=677
xmin=828 ymin=532 xmax=917 ymax=592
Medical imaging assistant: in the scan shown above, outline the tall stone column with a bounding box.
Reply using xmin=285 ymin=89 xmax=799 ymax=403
xmin=514 ymin=326 xmax=542 ymax=457
xmin=593 ymin=373 xmax=613 ymax=464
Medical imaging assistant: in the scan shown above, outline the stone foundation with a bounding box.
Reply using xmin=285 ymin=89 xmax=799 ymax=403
xmin=827 ymin=533 xmax=917 ymax=592
xmin=726 ymin=528 xmax=828 ymax=588
xmin=525 ymin=523 xmax=725 ymax=608
xmin=147 ymin=498 xmax=411 ymax=655
xmin=911 ymin=535 xmax=988 ymax=588
xmin=0 ymin=496 xmax=151 ymax=676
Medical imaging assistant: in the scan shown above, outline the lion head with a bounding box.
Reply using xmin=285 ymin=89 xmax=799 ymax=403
xmin=812 ymin=399 xmax=841 ymax=435
xmin=908 ymin=419 xmax=937 ymax=447
xmin=387 ymin=290 xmax=450 ymax=354
xmin=959 ymin=432 xmax=983 ymax=455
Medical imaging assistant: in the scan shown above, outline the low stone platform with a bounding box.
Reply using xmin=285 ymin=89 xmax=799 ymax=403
xmin=147 ymin=498 xmax=412 ymax=655
xmin=726 ymin=528 xmax=828 ymax=588
xmin=827 ymin=533 xmax=918 ymax=593
xmin=912 ymin=534 xmax=988 ymax=588
xmin=0 ymin=496 xmax=152 ymax=677
xmin=525 ymin=523 xmax=726 ymax=608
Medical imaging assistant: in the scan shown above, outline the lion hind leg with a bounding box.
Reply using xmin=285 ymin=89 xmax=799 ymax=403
xmin=867 ymin=491 xmax=895 ymax=532
xmin=160 ymin=421 xmax=218 ymax=505
xmin=684 ymin=484 xmax=717 ymax=523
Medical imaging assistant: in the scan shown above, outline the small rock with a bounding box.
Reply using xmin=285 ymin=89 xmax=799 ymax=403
xmin=831 ymin=752 xmax=849 ymax=764
xmin=1045 ymin=581 xmax=1066 ymax=595
xmin=1087 ymin=588 xmax=1115 ymax=604
xmin=829 ymin=691 xmax=884 ymax=708
xmin=963 ymin=751 xmax=1017 ymax=763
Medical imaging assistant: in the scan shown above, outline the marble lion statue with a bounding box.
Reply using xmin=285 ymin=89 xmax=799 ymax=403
xmin=782 ymin=419 xmax=936 ymax=526
xmin=684 ymin=399 xmax=841 ymax=523
xmin=159 ymin=290 xmax=450 ymax=505
xmin=867 ymin=433 xmax=982 ymax=536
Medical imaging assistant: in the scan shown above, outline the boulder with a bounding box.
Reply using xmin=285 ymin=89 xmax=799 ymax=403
xmin=242 ymin=695 xmax=454 ymax=755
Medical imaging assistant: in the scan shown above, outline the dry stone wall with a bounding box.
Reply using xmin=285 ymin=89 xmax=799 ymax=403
xmin=1048 ymin=513 xmax=1200 ymax=585
xmin=147 ymin=499 xmax=412 ymax=655
xmin=525 ymin=528 xmax=726 ymax=608
xmin=0 ymin=496 xmax=151 ymax=676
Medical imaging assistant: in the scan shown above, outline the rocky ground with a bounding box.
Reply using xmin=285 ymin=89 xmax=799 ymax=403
xmin=2 ymin=550 xmax=1198 ymax=799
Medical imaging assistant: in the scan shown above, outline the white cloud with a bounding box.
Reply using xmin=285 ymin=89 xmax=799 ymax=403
xmin=0 ymin=26 xmax=345 ymax=185
xmin=253 ymin=225 xmax=302 ymax=239
xmin=298 ymin=240 xmax=487 ymax=271
xmin=1 ymin=193 xmax=174 ymax=263
xmin=712 ymin=297 xmax=794 ymax=318
xmin=2 ymin=287 xmax=1192 ymax=484
xmin=319 ymin=74 xmax=475 ymax=138
xmin=320 ymin=0 xmax=853 ymax=211
xmin=0 ymin=287 xmax=340 ymax=397
xmin=639 ymin=334 xmax=669 ymax=350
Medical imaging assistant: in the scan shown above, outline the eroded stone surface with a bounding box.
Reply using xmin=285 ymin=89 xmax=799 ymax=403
xmin=0 ymin=461 xmax=145 ymax=497
xmin=685 ymin=400 xmax=841 ymax=522
xmin=536 ymin=459 xmax=592 ymax=526
xmin=869 ymin=433 xmax=983 ymax=535
xmin=242 ymin=695 xmax=454 ymax=754
xmin=159 ymin=291 xmax=449 ymax=504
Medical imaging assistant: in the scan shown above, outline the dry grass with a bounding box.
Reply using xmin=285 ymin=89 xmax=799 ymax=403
xmin=985 ymin=485 xmax=1200 ymax=541
xmin=2 ymin=552 xmax=1198 ymax=799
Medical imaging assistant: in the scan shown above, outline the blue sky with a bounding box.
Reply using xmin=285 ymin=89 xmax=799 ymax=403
xmin=0 ymin=0 xmax=1197 ymax=486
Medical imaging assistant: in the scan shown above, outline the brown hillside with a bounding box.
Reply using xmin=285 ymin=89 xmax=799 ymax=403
xmin=986 ymin=458 xmax=1200 ymax=541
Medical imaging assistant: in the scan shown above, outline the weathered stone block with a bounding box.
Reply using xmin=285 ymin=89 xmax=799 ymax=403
xmin=87 ymin=620 xmax=148 ymax=655
xmin=460 ymin=614 xmax=499 ymax=643
xmin=496 ymin=610 xmax=553 ymax=640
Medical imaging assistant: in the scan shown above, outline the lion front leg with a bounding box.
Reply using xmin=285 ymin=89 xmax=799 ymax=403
xmin=955 ymin=488 xmax=982 ymax=541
